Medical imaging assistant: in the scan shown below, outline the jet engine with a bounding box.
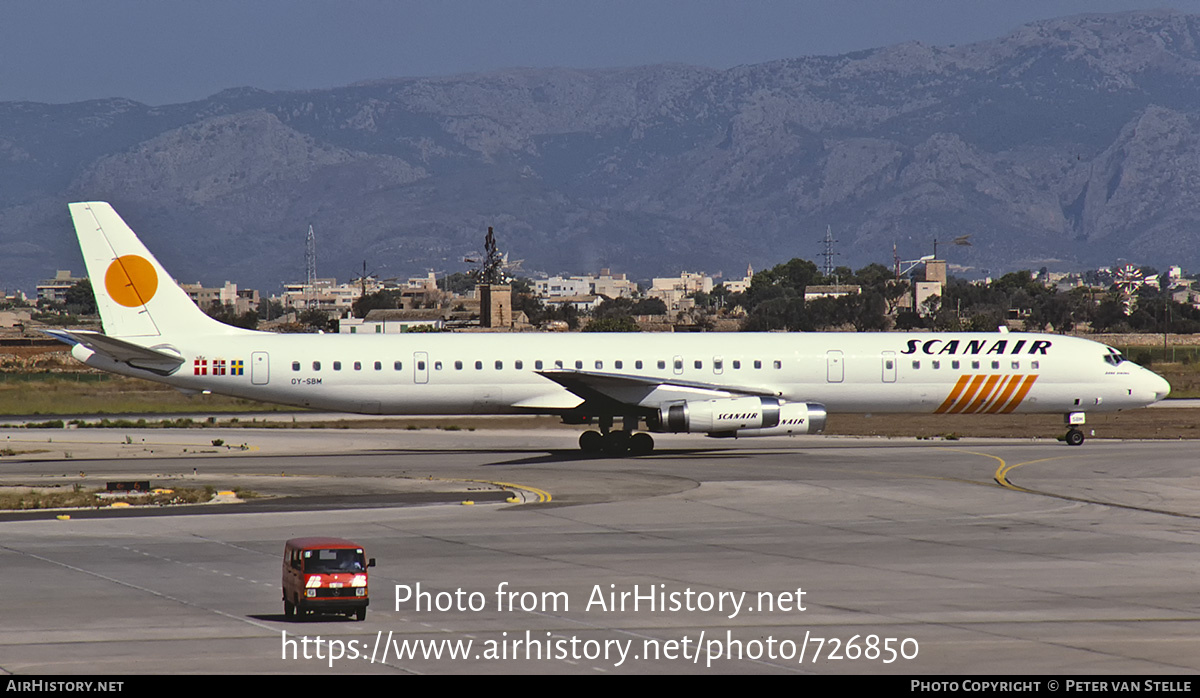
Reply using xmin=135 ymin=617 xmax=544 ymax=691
xmin=654 ymin=397 xmax=826 ymax=437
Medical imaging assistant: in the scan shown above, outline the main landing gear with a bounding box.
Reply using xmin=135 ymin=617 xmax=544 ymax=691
xmin=1063 ymin=411 xmax=1086 ymax=446
xmin=578 ymin=415 xmax=655 ymax=456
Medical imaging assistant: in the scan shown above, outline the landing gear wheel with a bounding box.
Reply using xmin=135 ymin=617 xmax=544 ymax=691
xmin=579 ymin=431 xmax=603 ymax=453
xmin=629 ymin=432 xmax=655 ymax=456
xmin=603 ymin=430 xmax=631 ymax=455
xmin=1065 ymin=428 xmax=1085 ymax=446
xmin=284 ymin=599 xmax=294 ymax=619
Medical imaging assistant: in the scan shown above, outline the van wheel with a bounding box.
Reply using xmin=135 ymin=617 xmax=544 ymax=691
xmin=284 ymin=599 xmax=294 ymax=619
xmin=355 ymin=607 xmax=367 ymax=621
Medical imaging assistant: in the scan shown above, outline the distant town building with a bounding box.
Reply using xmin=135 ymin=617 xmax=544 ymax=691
xmin=180 ymin=281 xmax=260 ymax=315
xmin=341 ymin=309 xmax=446 ymax=334
xmin=534 ymin=276 xmax=591 ymax=298
xmin=532 ymin=270 xmax=637 ymax=300
xmin=804 ymin=284 xmax=860 ymax=301
xmin=720 ymin=265 xmax=754 ymax=294
xmin=589 ymin=270 xmax=637 ymax=299
xmin=0 ymin=309 xmax=31 ymax=329
xmin=478 ymin=284 xmax=512 ymax=328
xmin=544 ymin=294 xmax=604 ymax=312
xmin=649 ymin=272 xmax=713 ymax=310
xmin=914 ymin=281 xmax=943 ymax=316
xmin=36 ymin=270 xmax=86 ymax=304
xmin=277 ymin=277 xmax=382 ymax=313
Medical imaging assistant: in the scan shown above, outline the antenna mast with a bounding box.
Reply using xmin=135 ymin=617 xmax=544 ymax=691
xmin=820 ymin=225 xmax=838 ymax=277
xmin=305 ymin=225 xmax=317 ymax=288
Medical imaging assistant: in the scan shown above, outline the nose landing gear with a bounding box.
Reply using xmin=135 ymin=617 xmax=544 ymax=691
xmin=1063 ymin=412 xmax=1087 ymax=446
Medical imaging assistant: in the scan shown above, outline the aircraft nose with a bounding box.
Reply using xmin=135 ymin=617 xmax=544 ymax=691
xmin=1146 ymin=370 xmax=1171 ymax=403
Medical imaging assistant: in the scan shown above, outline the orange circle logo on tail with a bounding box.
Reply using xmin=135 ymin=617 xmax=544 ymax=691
xmin=104 ymin=255 xmax=159 ymax=308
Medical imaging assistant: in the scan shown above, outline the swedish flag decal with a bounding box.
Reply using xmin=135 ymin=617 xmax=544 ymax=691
xmin=231 ymin=359 xmax=244 ymax=376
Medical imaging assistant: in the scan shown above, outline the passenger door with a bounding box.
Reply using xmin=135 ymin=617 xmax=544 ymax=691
xmin=826 ymin=350 xmax=844 ymax=383
xmin=881 ymin=351 xmax=897 ymax=383
xmin=251 ymin=351 xmax=269 ymax=385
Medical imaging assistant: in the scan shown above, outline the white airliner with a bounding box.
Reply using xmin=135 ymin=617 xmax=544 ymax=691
xmin=46 ymin=202 xmax=1170 ymax=454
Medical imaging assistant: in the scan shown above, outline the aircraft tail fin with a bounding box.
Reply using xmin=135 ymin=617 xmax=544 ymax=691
xmin=68 ymin=202 xmax=253 ymax=338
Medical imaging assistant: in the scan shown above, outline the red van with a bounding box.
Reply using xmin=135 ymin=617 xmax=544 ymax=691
xmin=282 ymin=537 xmax=376 ymax=621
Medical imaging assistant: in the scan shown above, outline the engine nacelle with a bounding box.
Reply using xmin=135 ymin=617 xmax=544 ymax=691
xmin=656 ymin=397 xmax=826 ymax=437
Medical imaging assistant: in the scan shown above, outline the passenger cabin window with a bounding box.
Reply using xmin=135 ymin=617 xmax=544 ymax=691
xmin=733 ymin=360 xmax=741 ymax=369
xmin=773 ymin=360 xmax=782 ymax=369
xmin=1011 ymin=361 xmax=1020 ymax=369
xmin=714 ymin=359 xmax=723 ymax=370
xmin=911 ymin=360 xmax=918 ymax=369
xmin=475 ymin=361 xmax=483 ymax=370
xmin=657 ymin=360 xmax=666 ymax=369
xmin=575 ymin=360 xmax=583 ymax=369
xmin=313 ymin=361 xmax=321 ymax=371
xmin=635 ymin=360 xmax=643 ymax=369
xmin=455 ymin=361 xmax=463 ymax=370
xmin=952 ymin=360 xmax=960 ymax=370
xmin=555 ymin=360 xmax=563 ymax=369
xmin=393 ymin=361 xmax=402 ymax=371
xmin=674 ymin=359 xmax=683 ymax=370
xmin=333 ymin=361 xmax=342 ymax=371
xmin=694 ymin=360 xmax=702 ymax=369
xmin=374 ymin=361 xmax=382 ymax=371
xmin=1031 ymin=361 xmax=1040 ymax=370
xmin=971 ymin=361 xmax=980 ymax=369
xmin=417 ymin=361 xmax=425 ymax=370
xmin=354 ymin=361 xmax=362 ymax=371
xmin=515 ymin=360 xmax=523 ymax=370
xmin=495 ymin=360 xmax=503 ymax=370
xmin=754 ymin=360 xmax=762 ymax=369
xmin=292 ymin=361 xmax=300 ymax=371
xmin=932 ymin=360 xmax=940 ymax=369
xmin=434 ymin=361 xmax=442 ymax=370
xmin=991 ymin=361 xmax=1000 ymax=369
xmin=535 ymin=360 xmax=544 ymax=370
xmin=595 ymin=361 xmax=603 ymax=369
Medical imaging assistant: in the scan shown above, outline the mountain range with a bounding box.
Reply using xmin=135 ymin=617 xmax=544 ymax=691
xmin=4 ymin=9 xmax=1200 ymax=294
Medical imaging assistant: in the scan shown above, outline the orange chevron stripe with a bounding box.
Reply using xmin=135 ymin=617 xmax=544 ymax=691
xmin=999 ymin=375 xmax=1039 ymax=413
xmin=976 ymin=375 xmax=1013 ymax=413
xmin=947 ymin=375 xmax=987 ymax=414
xmin=984 ymin=375 xmax=1022 ymax=414
xmin=934 ymin=375 xmax=973 ymax=414
xmin=962 ymin=374 xmax=1002 ymax=414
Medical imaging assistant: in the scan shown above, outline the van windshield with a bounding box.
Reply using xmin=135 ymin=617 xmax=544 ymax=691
xmin=303 ymin=548 xmax=366 ymax=573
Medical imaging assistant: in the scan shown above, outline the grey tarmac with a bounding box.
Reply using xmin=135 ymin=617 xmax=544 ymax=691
xmin=0 ymin=427 xmax=1198 ymax=674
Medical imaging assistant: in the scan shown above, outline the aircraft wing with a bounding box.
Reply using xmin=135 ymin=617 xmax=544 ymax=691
xmin=42 ymin=329 xmax=185 ymax=376
xmin=535 ymin=369 xmax=781 ymax=410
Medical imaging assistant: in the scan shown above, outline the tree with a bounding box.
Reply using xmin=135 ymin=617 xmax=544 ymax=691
xmin=298 ymin=308 xmax=337 ymax=333
xmin=352 ymin=289 xmax=402 ymax=318
xmin=64 ymin=280 xmax=97 ymax=315
xmin=204 ymin=301 xmax=258 ymax=330
xmin=582 ymin=316 xmax=640 ymax=332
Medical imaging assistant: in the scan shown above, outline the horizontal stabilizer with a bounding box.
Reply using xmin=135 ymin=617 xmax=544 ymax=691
xmin=43 ymin=329 xmax=185 ymax=376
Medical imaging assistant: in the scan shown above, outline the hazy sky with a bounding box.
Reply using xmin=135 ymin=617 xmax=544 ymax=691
xmin=4 ymin=1 xmax=1200 ymax=105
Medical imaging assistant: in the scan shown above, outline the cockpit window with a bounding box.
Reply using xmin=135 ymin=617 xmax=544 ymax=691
xmin=1103 ymin=348 xmax=1125 ymax=366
